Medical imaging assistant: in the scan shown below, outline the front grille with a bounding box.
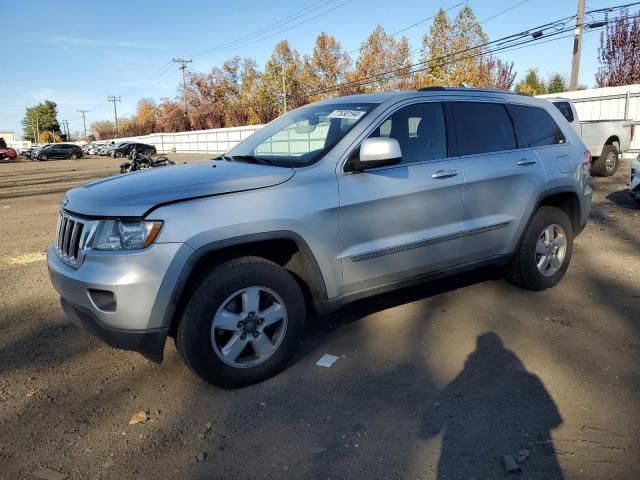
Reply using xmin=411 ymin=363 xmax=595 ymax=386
xmin=55 ymin=212 xmax=88 ymax=267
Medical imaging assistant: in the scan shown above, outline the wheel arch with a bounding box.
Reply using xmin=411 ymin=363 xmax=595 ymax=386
xmin=162 ymin=232 xmax=327 ymax=337
xmin=604 ymin=135 xmax=620 ymax=150
xmin=535 ymin=189 xmax=582 ymax=234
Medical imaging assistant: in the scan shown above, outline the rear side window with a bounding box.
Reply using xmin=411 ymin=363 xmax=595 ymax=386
xmin=552 ymin=102 xmax=574 ymax=123
xmin=451 ymin=102 xmax=516 ymax=156
xmin=508 ymin=104 xmax=566 ymax=148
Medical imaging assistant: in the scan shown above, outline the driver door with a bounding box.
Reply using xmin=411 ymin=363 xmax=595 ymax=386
xmin=337 ymin=101 xmax=464 ymax=294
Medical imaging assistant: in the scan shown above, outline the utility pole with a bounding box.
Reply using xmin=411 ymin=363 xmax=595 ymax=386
xmin=35 ymin=115 xmax=40 ymax=144
xmin=62 ymin=120 xmax=71 ymax=141
xmin=281 ymin=63 xmax=288 ymax=114
xmin=173 ymin=58 xmax=192 ymax=124
xmin=107 ymin=96 xmax=121 ymax=136
xmin=569 ymin=0 xmax=586 ymax=91
xmin=77 ymin=109 xmax=89 ymax=138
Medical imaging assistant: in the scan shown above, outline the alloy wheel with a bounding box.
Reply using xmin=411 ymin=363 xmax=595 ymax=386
xmin=211 ymin=286 xmax=288 ymax=368
xmin=535 ymin=224 xmax=567 ymax=277
xmin=605 ymin=151 xmax=617 ymax=174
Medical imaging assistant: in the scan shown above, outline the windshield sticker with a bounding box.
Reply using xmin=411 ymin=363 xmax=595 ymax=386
xmin=327 ymin=109 xmax=367 ymax=120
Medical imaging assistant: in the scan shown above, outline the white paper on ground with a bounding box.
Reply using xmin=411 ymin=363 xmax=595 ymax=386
xmin=316 ymin=354 xmax=339 ymax=368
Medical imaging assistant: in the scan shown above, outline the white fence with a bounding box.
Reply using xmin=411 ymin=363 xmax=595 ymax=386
xmin=105 ymin=125 xmax=264 ymax=155
xmin=539 ymin=83 xmax=640 ymax=158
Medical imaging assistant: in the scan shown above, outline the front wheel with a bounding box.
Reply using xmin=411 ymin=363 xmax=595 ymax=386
xmin=38 ymin=154 xmax=47 ymax=161
xmin=591 ymin=144 xmax=618 ymax=177
xmin=505 ymin=206 xmax=574 ymax=290
xmin=176 ymin=257 xmax=306 ymax=388
xmin=115 ymin=152 xmax=123 ymax=158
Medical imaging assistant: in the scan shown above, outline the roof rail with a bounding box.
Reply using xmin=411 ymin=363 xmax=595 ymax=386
xmin=417 ymin=86 xmax=531 ymax=96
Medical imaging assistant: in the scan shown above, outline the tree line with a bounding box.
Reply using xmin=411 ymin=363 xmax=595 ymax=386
xmin=22 ymin=6 xmax=640 ymax=142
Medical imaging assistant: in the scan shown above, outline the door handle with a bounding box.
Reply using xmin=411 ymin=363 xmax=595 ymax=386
xmin=517 ymin=159 xmax=537 ymax=166
xmin=432 ymin=169 xmax=458 ymax=179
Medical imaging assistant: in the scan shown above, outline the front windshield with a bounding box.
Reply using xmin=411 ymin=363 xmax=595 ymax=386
xmin=228 ymin=102 xmax=376 ymax=167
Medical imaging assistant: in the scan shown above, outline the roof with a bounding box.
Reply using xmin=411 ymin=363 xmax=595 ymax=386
xmin=313 ymin=87 xmax=533 ymax=107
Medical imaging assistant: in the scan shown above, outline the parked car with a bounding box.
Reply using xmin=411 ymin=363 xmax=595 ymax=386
xmin=48 ymin=87 xmax=592 ymax=387
xmin=87 ymin=143 xmax=105 ymax=155
xmin=0 ymin=147 xmax=17 ymax=161
xmin=630 ymin=155 xmax=640 ymax=206
xmin=550 ymin=98 xmax=635 ymax=176
xmin=112 ymin=142 xmax=156 ymax=158
xmin=21 ymin=144 xmax=48 ymax=159
xmin=33 ymin=144 xmax=83 ymax=160
xmin=100 ymin=141 xmax=121 ymax=156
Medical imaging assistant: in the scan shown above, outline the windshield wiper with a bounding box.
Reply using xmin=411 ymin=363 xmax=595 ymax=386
xmin=213 ymin=154 xmax=232 ymax=161
xmin=230 ymin=155 xmax=273 ymax=166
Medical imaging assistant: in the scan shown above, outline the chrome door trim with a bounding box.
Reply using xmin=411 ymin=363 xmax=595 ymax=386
xmin=349 ymin=221 xmax=510 ymax=262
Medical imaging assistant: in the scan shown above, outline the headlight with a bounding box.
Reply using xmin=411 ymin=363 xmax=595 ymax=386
xmin=91 ymin=220 xmax=162 ymax=250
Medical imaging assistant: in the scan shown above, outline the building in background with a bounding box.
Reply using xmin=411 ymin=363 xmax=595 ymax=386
xmin=0 ymin=132 xmax=17 ymax=143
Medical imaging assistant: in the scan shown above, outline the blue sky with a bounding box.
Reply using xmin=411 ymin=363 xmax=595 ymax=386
xmin=0 ymin=0 xmax=616 ymax=138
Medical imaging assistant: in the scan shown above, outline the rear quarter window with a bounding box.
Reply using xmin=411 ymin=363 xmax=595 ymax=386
xmin=552 ymin=102 xmax=574 ymax=123
xmin=507 ymin=104 xmax=566 ymax=148
xmin=451 ymin=102 xmax=516 ymax=156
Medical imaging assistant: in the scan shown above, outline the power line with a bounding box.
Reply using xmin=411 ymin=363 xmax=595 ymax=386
xmin=191 ymin=0 xmax=342 ymax=58
xmin=192 ymin=0 xmax=355 ymax=60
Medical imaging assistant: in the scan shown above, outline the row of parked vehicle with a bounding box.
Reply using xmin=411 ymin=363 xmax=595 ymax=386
xmin=20 ymin=144 xmax=84 ymax=160
xmin=84 ymin=141 xmax=157 ymax=158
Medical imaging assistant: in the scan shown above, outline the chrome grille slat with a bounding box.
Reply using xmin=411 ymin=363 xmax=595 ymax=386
xmin=55 ymin=211 xmax=89 ymax=268
xmin=69 ymin=222 xmax=81 ymax=259
xmin=63 ymin=220 xmax=74 ymax=254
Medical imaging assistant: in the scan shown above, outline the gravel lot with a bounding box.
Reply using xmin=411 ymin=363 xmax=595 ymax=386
xmin=0 ymin=155 xmax=639 ymax=479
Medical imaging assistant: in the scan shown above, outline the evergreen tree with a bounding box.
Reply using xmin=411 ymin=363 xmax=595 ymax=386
xmin=515 ymin=68 xmax=547 ymax=95
xmin=21 ymin=100 xmax=61 ymax=142
xmin=547 ymin=73 xmax=568 ymax=94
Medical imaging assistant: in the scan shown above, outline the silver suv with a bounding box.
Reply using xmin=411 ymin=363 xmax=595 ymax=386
xmin=47 ymin=88 xmax=592 ymax=387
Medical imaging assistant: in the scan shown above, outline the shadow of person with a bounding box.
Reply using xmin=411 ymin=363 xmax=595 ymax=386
xmin=421 ymin=333 xmax=564 ymax=479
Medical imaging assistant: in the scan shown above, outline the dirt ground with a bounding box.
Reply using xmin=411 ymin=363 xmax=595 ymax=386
xmin=0 ymin=155 xmax=638 ymax=480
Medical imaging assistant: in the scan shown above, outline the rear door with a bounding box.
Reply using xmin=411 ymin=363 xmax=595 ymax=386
xmin=51 ymin=145 xmax=65 ymax=158
xmin=337 ymin=101 xmax=464 ymax=294
xmin=452 ymin=101 xmax=547 ymax=261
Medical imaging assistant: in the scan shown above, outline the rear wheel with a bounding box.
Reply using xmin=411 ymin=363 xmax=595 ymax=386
xmin=176 ymin=257 xmax=306 ymax=388
xmin=505 ymin=206 xmax=573 ymax=290
xmin=69 ymin=153 xmax=78 ymax=160
xmin=591 ymin=144 xmax=618 ymax=176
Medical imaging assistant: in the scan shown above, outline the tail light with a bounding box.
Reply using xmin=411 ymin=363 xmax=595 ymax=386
xmin=584 ymin=150 xmax=592 ymax=166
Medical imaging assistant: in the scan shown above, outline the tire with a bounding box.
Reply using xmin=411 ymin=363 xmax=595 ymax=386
xmin=115 ymin=152 xmax=123 ymax=158
xmin=38 ymin=154 xmax=47 ymax=161
xmin=591 ymin=144 xmax=618 ymax=177
xmin=69 ymin=153 xmax=78 ymax=160
xmin=505 ymin=206 xmax=574 ymax=291
xmin=176 ymin=256 xmax=306 ymax=388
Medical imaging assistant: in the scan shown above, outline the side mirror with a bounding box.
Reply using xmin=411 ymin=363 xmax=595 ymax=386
xmin=348 ymin=137 xmax=402 ymax=172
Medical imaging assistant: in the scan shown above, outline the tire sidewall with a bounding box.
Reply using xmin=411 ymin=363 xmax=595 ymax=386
xmin=178 ymin=259 xmax=306 ymax=387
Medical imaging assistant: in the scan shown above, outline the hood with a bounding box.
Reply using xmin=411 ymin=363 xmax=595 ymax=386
xmin=63 ymin=161 xmax=295 ymax=217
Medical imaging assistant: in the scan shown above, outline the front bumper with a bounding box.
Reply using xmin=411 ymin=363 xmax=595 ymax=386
xmin=630 ymin=157 xmax=640 ymax=199
xmin=47 ymin=241 xmax=194 ymax=361
xmin=61 ymin=298 xmax=167 ymax=362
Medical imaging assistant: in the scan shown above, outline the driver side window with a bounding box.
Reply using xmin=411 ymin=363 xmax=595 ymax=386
xmin=369 ymin=103 xmax=447 ymax=164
